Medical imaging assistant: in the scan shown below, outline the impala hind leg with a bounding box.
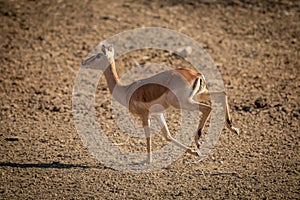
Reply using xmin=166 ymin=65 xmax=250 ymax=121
xmin=168 ymin=98 xmax=213 ymax=150
xmin=199 ymin=91 xmax=239 ymax=135
xmin=224 ymin=96 xmax=239 ymax=135
xmin=177 ymin=99 xmax=212 ymax=149
xmin=154 ymin=113 xmax=199 ymax=156
xmin=195 ymin=103 xmax=212 ymax=148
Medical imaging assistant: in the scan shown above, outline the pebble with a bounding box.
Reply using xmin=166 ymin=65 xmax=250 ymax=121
xmin=242 ymin=106 xmax=251 ymax=112
xmin=255 ymin=97 xmax=267 ymax=108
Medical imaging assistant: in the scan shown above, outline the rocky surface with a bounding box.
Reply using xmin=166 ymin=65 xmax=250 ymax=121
xmin=0 ymin=0 xmax=299 ymax=199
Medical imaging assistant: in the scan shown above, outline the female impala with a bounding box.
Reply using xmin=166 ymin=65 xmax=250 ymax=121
xmin=81 ymin=43 xmax=238 ymax=163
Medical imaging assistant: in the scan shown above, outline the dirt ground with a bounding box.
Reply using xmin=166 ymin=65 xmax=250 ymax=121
xmin=0 ymin=0 xmax=299 ymax=199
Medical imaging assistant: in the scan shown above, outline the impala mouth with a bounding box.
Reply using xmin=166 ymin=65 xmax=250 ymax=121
xmin=82 ymin=54 xmax=97 ymax=66
xmin=82 ymin=53 xmax=103 ymax=66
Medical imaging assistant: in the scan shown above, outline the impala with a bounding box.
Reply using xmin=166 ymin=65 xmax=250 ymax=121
xmin=81 ymin=43 xmax=238 ymax=163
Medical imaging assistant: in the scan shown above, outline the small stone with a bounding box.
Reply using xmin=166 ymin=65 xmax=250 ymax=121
xmin=255 ymin=97 xmax=267 ymax=108
xmin=50 ymin=106 xmax=60 ymax=112
xmin=242 ymin=106 xmax=251 ymax=112
xmin=102 ymin=16 xmax=110 ymax=20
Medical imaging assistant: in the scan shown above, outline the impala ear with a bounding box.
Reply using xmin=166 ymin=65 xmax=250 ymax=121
xmin=101 ymin=44 xmax=106 ymax=54
xmin=108 ymin=44 xmax=115 ymax=56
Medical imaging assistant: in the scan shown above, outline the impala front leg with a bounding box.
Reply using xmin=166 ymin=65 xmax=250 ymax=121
xmin=154 ymin=113 xmax=199 ymax=156
xmin=141 ymin=115 xmax=152 ymax=164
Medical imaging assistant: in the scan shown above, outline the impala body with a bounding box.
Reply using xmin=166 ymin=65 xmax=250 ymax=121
xmin=81 ymin=44 xmax=238 ymax=163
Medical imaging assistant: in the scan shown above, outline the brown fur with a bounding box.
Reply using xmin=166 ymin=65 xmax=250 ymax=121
xmin=82 ymin=45 xmax=238 ymax=163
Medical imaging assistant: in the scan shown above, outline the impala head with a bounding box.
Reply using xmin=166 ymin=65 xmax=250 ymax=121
xmin=81 ymin=43 xmax=114 ymax=70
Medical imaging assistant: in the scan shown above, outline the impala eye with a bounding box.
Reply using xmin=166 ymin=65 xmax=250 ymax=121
xmin=96 ymin=53 xmax=101 ymax=58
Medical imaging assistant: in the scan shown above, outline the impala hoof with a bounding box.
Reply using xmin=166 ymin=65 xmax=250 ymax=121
xmin=198 ymin=153 xmax=208 ymax=162
xmin=196 ymin=141 xmax=202 ymax=149
xmin=232 ymin=127 xmax=239 ymax=135
xmin=187 ymin=149 xmax=199 ymax=156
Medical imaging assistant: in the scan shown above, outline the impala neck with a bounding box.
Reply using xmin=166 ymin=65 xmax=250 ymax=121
xmin=103 ymin=60 xmax=120 ymax=93
xmin=103 ymin=59 xmax=127 ymax=106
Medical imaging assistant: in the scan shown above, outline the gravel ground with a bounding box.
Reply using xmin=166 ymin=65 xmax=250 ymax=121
xmin=0 ymin=0 xmax=299 ymax=199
